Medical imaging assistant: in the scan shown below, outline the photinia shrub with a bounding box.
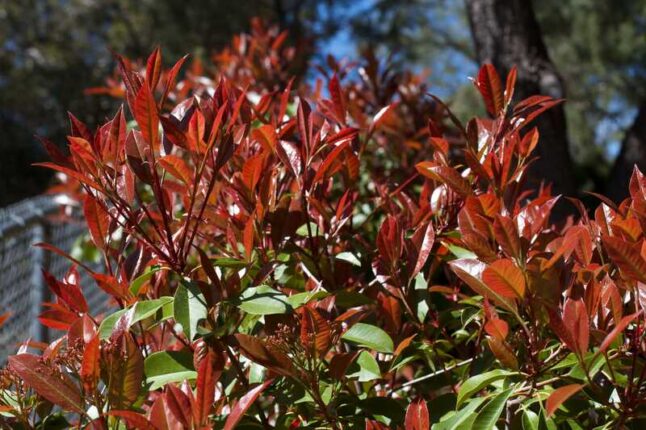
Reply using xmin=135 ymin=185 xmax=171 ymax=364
xmin=2 ymin=21 xmax=646 ymax=429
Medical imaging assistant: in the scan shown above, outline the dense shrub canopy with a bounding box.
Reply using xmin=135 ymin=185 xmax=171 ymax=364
xmin=3 ymin=20 xmax=646 ymax=429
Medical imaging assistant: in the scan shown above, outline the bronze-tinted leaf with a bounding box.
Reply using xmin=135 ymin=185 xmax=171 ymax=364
xmin=546 ymin=384 xmax=583 ymax=417
xmin=223 ymin=379 xmax=274 ymax=430
xmin=234 ymin=334 xmax=296 ymax=378
xmin=449 ymin=259 xmax=517 ymax=313
xmin=475 ymin=64 xmax=504 ymax=116
xmin=104 ymin=332 xmax=144 ymax=409
xmin=563 ymin=299 xmax=589 ymax=356
xmin=83 ymin=195 xmax=110 ymax=249
xmin=8 ymin=354 xmax=84 ymax=413
xmin=602 ymin=235 xmax=646 ymax=283
xmin=405 ymin=398 xmax=430 ymax=430
xmin=483 ymin=259 xmax=526 ymax=299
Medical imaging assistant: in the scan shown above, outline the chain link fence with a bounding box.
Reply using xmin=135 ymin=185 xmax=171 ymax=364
xmin=0 ymin=196 xmax=110 ymax=363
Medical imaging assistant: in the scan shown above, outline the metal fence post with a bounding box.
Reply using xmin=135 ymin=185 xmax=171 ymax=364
xmin=29 ymin=217 xmax=47 ymax=344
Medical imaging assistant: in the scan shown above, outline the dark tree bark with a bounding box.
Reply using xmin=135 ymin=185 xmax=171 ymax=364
xmin=465 ymin=0 xmax=576 ymax=199
xmin=606 ymin=103 xmax=646 ymax=202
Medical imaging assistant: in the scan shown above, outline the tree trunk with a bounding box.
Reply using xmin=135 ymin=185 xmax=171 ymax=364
xmin=606 ymin=103 xmax=646 ymax=202
xmin=465 ymin=0 xmax=576 ymax=200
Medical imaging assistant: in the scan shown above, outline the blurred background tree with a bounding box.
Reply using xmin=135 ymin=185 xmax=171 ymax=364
xmin=1 ymin=0 xmax=645 ymax=206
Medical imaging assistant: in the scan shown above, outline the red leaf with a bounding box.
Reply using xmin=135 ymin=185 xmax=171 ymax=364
xmin=504 ymin=66 xmax=517 ymax=107
xmin=159 ymin=154 xmax=192 ymax=185
xmin=145 ymin=47 xmax=162 ymax=90
xmin=546 ymin=384 xmax=583 ymax=417
xmin=312 ymin=139 xmax=352 ymax=186
xmin=194 ymin=350 xmax=219 ymax=426
xmin=563 ymin=299 xmax=589 ymax=356
xmin=377 ymin=215 xmax=403 ymax=268
xmin=484 ymin=318 xmax=509 ymax=340
xmin=223 ymin=379 xmax=274 ymax=430
xmin=83 ymin=195 xmax=110 ymax=249
xmin=405 ymin=398 xmax=430 ymax=430
xmin=108 ymin=410 xmax=155 ymax=430
xmin=483 ymin=259 xmax=526 ymax=299
xmin=411 ymin=222 xmax=435 ymax=279
xmin=235 ymin=334 xmax=296 ymax=377
xmin=475 ymin=64 xmax=504 ymax=116
xmin=80 ymin=335 xmax=101 ymax=392
xmin=150 ymin=395 xmax=183 ymax=430
xmin=300 ymin=307 xmax=332 ymax=357
xmin=602 ymin=235 xmax=646 ymax=283
xmin=243 ymin=218 xmax=255 ymax=261
xmin=329 ymin=74 xmax=347 ymax=124
xmin=329 ymin=352 xmax=359 ymax=380
xmin=8 ymin=354 xmax=84 ymax=413
xmin=160 ymin=54 xmax=188 ymax=108
xmin=449 ymin=259 xmax=517 ymax=313
xmin=487 ymin=336 xmax=519 ymax=369
xmin=134 ymin=83 xmax=159 ymax=149
xmin=42 ymin=270 xmax=88 ymax=314
xmin=416 ymin=163 xmax=471 ymax=197
xmin=599 ymin=311 xmax=641 ymax=353
xmin=493 ymin=215 xmax=521 ymax=259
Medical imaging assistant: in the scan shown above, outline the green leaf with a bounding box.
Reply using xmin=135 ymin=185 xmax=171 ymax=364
xmin=446 ymin=243 xmax=478 ymax=259
xmin=349 ymin=351 xmax=381 ymax=382
xmin=130 ymin=297 xmax=173 ymax=326
xmin=522 ymin=409 xmax=539 ymax=430
xmin=342 ymin=323 xmax=394 ymax=354
xmin=435 ymin=398 xmax=486 ymax=430
xmin=238 ymin=285 xmax=292 ymax=315
xmin=174 ymin=281 xmax=208 ymax=341
xmin=129 ymin=266 xmax=163 ymax=295
xmin=472 ymin=388 xmax=513 ymax=430
xmin=334 ymin=291 xmax=374 ymax=307
xmin=296 ymin=222 xmax=321 ymax=237
xmin=457 ymin=369 xmax=515 ymax=408
xmin=336 ymin=252 xmax=362 ymax=267
xmin=98 ymin=309 xmax=128 ymax=340
xmin=144 ymin=350 xmax=196 ymax=390
xmin=286 ymin=290 xmax=330 ymax=308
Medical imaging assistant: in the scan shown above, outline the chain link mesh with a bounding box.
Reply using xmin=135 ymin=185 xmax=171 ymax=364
xmin=0 ymin=196 xmax=110 ymax=363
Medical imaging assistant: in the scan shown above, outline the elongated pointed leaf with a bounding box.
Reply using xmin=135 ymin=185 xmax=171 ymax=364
xmin=483 ymin=259 xmax=525 ymax=299
xmin=174 ymin=281 xmax=207 ymax=341
xmin=457 ymin=369 xmax=515 ymax=408
xmin=134 ymin=83 xmax=159 ymax=148
xmin=223 ymin=379 xmax=274 ymax=430
xmin=342 ymin=323 xmax=394 ymax=354
xmin=472 ymin=388 xmax=513 ymax=430
xmin=144 ymin=350 xmax=196 ymax=390
xmin=8 ymin=354 xmax=84 ymax=413
xmin=546 ymin=384 xmax=583 ymax=417
xmin=563 ymin=299 xmax=589 ymax=356
xmin=599 ymin=311 xmax=641 ymax=353
xmin=475 ymin=64 xmax=504 ymax=116
xmin=405 ymin=398 xmax=430 ymax=430
xmin=602 ymin=235 xmax=646 ymax=283
xmin=449 ymin=259 xmax=517 ymax=313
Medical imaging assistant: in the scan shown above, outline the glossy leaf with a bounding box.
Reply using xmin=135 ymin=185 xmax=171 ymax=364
xmin=342 ymin=323 xmax=394 ymax=354
xmin=405 ymin=398 xmax=430 ymax=430
xmin=144 ymin=350 xmax=197 ymax=390
xmin=174 ymin=281 xmax=208 ymax=341
xmin=457 ymin=369 xmax=515 ymax=408
xmin=223 ymin=379 xmax=274 ymax=430
xmin=546 ymin=384 xmax=583 ymax=417
xmin=8 ymin=354 xmax=84 ymax=413
xmin=482 ymin=259 xmax=526 ymax=299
